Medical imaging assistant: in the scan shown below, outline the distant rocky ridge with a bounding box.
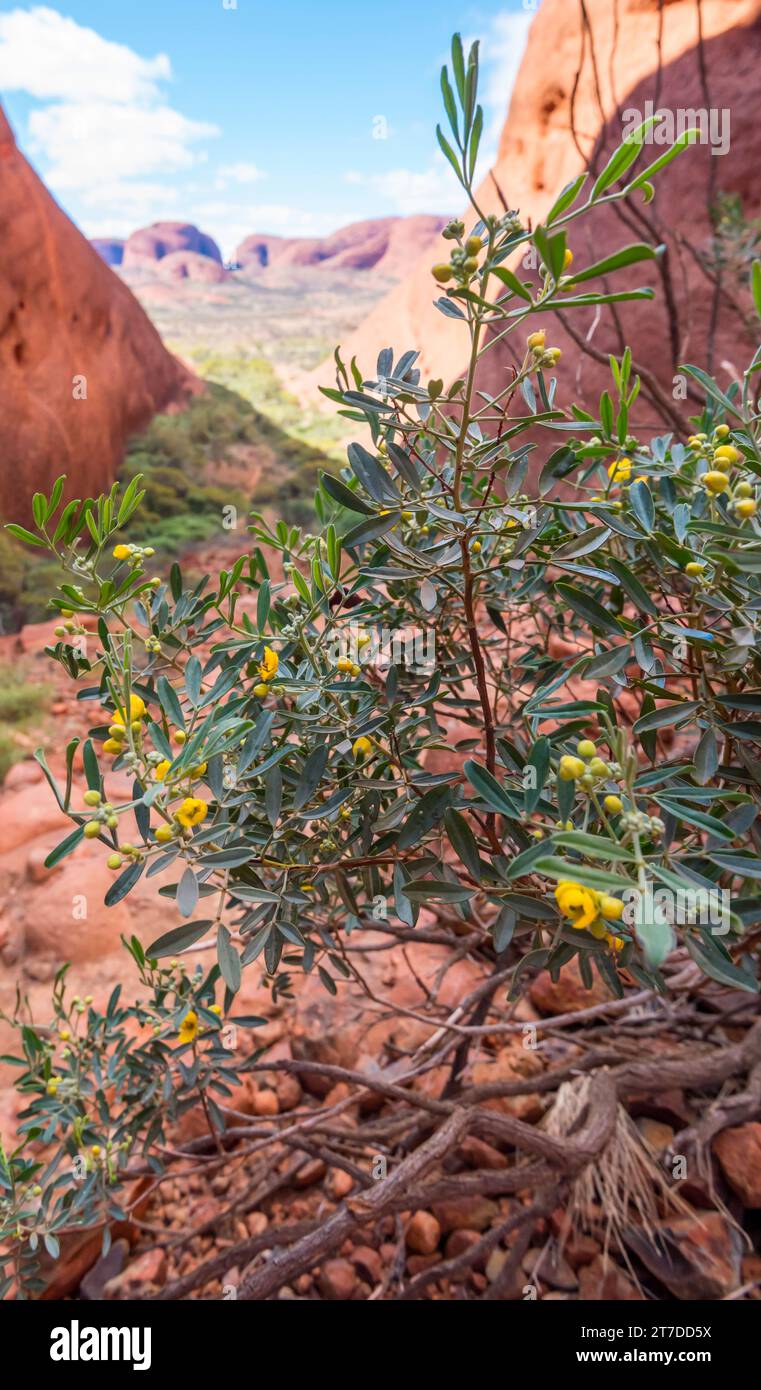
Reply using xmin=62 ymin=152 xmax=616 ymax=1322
xmin=235 ymin=215 xmax=448 ymax=276
xmin=122 ymin=221 xmax=223 ymax=269
xmin=91 ymin=215 xmax=448 ymax=282
xmin=0 ymin=105 xmax=198 ymax=521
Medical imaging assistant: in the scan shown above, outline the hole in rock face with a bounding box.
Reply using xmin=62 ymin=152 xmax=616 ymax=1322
xmin=540 ymin=85 xmax=565 ymax=125
xmin=13 ymin=341 xmax=24 ymax=364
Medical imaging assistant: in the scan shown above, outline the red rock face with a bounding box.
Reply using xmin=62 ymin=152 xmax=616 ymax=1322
xmin=236 ymin=215 xmax=448 ymax=275
xmin=0 ymin=105 xmax=198 ymax=520
xmin=334 ymin=0 xmax=761 ymax=429
xmin=157 ymin=250 xmax=227 ymax=284
xmin=122 ymin=221 xmax=223 ymax=269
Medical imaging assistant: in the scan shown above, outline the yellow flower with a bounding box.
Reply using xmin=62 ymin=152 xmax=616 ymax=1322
xmin=554 ymin=881 xmax=599 ymax=931
xmin=607 ymin=458 xmax=631 ymax=483
xmin=154 ymin=824 xmax=174 ymax=843
xmin=352 ymin=736 xmax=372 ymax=761
xmin=605 ymin=933 xmax=625 ymax=951
xmin=258 ymin=646 xmax=279 ymax=683
xmin=154 ymin=760 xmax=171 ymax=781
xmin=713 ymin=444 xmax=741 ymax=464
xmin=684 ymin=562 xmax=705 ymax=577
xmin=527 ymin=330 xmax=545 ymax=351
xmin=103 ymin=738 xmax=123 ymax=755
xmin=563 ymin=247 xmax=573 ymax=269
xmin=112 ymin=694 xmax=147 ymax=725
xmin=175 ymin=797 xmax=208 ymax=828
xmin=209 ymin=1004 xmax=222 ymax=1016
xmin=735 ymin=499 xmax=757 ymax=519
xmin=603 ymin=794 xmax=623 ymax=814
xmin=178 ymin=1010 xmax=199 ymax=1045
xmin=112 ymin=544 xmax=131 ymax=561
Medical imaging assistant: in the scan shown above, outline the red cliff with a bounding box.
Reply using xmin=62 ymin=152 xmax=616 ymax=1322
xmin=331 ymin=0 xmax=761 ymax=431
xmin=0 ymin=106 xmax=197 ymax=520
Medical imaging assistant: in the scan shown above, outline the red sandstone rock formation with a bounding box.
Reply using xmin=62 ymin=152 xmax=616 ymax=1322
xmin=236 ymin=215 xmax=448 ymax=276
xmin=157 ymin=250 xmax=227 ymax=284
xmin=0 ymin=105 xmax=198 ymax=520
xmin=122 ymin=221 xmax=223 ymax=269
xmin=331 ymin=0 xmax=761 ymax=431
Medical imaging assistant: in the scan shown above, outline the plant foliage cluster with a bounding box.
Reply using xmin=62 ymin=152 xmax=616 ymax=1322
xmin=3 ymin=36 xmax=761 ymax=1294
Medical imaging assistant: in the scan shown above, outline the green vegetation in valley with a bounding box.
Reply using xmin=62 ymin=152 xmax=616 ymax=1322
xmin=0 ymin=660 xmax=50 ymax=781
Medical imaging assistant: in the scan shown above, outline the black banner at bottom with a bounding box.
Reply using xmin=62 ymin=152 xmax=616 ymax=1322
xmin=5 ymin=1297 xmax=753 ymax=1377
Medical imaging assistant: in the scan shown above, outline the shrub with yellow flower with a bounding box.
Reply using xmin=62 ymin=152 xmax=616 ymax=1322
xmin=174 ymin=798 xmax=208 ymax=829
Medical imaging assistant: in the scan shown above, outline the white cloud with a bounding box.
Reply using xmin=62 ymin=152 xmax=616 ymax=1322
xmin=30 ymin=101 xmax=216 ymax=189
xmin=216 ymin=162 xmax=267 ymax=187
xmin=0 ymin=6 xmax=169 ymax=103
xmin=75 ymin=184 xmax=194 ymax=240
xmin=343 ymin=155 xmax=459 ymax=216
xmin=0 ymin=5 xmax=218 ymax=224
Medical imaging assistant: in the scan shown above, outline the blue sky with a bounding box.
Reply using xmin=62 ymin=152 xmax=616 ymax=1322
xmin=0 ymin=1 xmax=536 ymax=257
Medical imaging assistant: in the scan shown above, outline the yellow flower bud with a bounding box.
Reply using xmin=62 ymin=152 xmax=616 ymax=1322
xmin=600 ymin=894 xmax=625 ymax=921
xmin=559 ymin=755 xmax=585 ymax=781
xmin=713 ymin=444 xmax=741 ymax=464
xmin=603 ymin=794 xmax=623 ymax=814
xmin=702 ymin=470 xmax=730 ymax=493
